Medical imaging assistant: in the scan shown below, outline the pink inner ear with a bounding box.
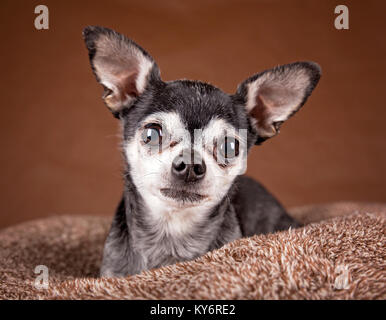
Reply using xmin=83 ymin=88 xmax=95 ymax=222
xmin=250 ymin=94 xmax=276 ymax=136
xmin=120 ymin=71 xmax=139 ymax=98
xmin=101 ymin=70 xmax=139 ymax=109
xmin=249 ymin=85 xmax=300 ymax=137
xmin=259 ymin=85 xmax=297 ymax=109
xmin=97 ymin=53 xmax=142 ymax=98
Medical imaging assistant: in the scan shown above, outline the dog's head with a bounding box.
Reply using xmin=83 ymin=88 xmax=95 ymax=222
xmin=83 ymin=26 xmax=320 ymax=212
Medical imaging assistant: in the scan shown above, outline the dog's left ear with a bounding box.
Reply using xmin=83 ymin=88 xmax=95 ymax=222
xmin=83 ymin=26 xmax=160 ymax=116
xmin=235 ymin=62 xmax=321 ymax=144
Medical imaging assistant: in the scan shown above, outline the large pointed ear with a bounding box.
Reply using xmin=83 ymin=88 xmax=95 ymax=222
xmin=235 ymin=62 xmax=321 ymax=144
xmin=83 ymin=26 xmax=160 ymax=116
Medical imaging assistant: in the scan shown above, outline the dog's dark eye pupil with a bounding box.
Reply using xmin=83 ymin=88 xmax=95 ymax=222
xmin=142 ymin=124 xmax=162 ymax=146
xmin=220 ymin=137 xmax=239 ymax=159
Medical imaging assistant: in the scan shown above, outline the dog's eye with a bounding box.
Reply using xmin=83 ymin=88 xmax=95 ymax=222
xmin=219 ymin=137 xmax=239 ymax=159
xmin=142 ymin=123 xmax=163 ymax=146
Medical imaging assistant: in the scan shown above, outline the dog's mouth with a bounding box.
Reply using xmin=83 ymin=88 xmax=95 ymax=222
xmin=160 ymin=188 xmax=207 ymax=203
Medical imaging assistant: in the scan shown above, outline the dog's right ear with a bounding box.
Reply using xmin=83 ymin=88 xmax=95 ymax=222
xmin=83 ymin=26 xmax=160 ymax=117
xmin=235 ymin=62 xmax=321 ymax=144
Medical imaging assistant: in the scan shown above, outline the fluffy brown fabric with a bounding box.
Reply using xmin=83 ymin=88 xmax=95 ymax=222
xmin=0 ymin=202 xmax=385 ymax=300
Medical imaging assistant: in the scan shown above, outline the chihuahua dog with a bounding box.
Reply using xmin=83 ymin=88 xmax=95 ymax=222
xmin=83 ymin=26 xmax=320 ymax=277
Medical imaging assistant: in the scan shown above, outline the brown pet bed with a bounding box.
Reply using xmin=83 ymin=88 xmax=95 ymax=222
xmin=0 ymin=202 xmax=385 ymax=300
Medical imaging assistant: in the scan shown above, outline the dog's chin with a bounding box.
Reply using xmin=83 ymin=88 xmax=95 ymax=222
xmin=160 ymin=188 xmax=207 ymax=204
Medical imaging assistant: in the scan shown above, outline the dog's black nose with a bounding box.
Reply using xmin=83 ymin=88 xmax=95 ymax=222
xmin=172 ymin=154 xmax=206 ymax=182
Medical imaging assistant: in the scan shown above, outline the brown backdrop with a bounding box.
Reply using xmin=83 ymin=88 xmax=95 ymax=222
xmin=0 ymin=0 xmax=385 ymax=228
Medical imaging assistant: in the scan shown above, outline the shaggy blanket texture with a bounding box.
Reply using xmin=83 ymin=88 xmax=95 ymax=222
xmin=0 ymin=202 xmax=385 ymax=300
